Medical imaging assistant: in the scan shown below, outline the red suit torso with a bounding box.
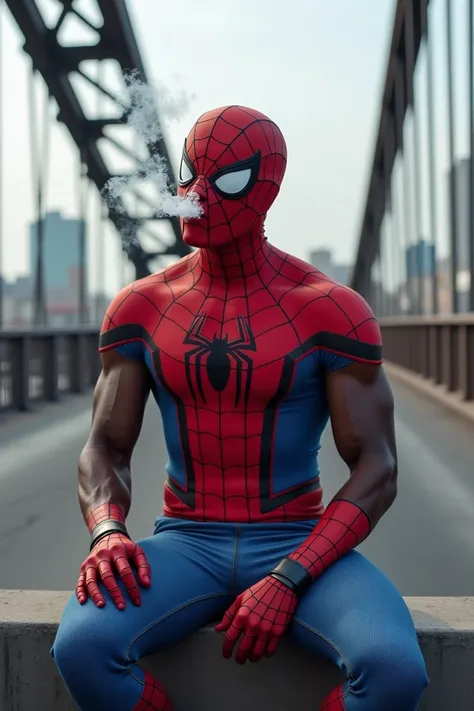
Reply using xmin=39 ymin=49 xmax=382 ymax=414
xmin=99 ymin=247 xmax=381 ymax=523
xmin=99 ymin=106 xmax=382 ymax=524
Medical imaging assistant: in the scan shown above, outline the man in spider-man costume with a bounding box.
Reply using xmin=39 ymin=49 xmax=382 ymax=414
xmin=52 ymin=105 xmax=428 ymax=710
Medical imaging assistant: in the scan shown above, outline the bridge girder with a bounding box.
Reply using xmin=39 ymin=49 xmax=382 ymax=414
xmin=5 ymin=0 xmax=191 ymax=279
xmin=351 ymin=0 xmax=430 ymax=297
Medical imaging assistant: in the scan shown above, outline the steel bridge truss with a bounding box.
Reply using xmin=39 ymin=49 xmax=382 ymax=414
xmin=351 ymin=0 xmax=429 ymax=299
xmin=5 ymin=0 xmax=190 ymax=279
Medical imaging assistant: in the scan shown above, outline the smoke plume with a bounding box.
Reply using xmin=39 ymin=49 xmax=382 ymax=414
xmin=102 ymin=71 xmax=201 ymax=241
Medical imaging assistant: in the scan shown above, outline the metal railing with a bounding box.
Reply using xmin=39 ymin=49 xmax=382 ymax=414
xmin=380 ymin=316 xmax=474 ymax=402
xmin=2 ymin=320 xmax=472 ymax=415
xmin=0 ymin=328 xmax=100 ymax=413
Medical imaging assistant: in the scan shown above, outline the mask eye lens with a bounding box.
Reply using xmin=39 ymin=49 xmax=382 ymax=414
xmin=179 ymin=156 xmax=194 ymax=186
xmin=214 ymin=168 xmax=252 ymax=196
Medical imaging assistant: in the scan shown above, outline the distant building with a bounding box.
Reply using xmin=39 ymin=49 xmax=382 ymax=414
xmin=29 ymin=210 xmax=87 ymax=324
xmin=402 ymin=240 xmax=437 ymax=314
xmin=436 ymin=257 xmax=453 ymax=314
xmin=0 ymin=275 xmax=33 ymax=327
xmin=13 ymin=275 xmax=34 ymax=300
xmin=308 ymin=249 xmax=350 ymax=285
xmin=2 ymin=295 xmax=33 ymax=326
xmin=0 ymin=276 xmax=13 ymax=298
xmin=405 ymin=240 xmax=436 ymax=279
xmin=30 ymin=211 xmax=84 ymax=291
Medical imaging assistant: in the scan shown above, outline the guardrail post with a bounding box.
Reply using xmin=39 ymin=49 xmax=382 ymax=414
xmin=43 ymin=335 xmax=60 ymax=402
xmin=441 ymin=325 xmax=457 ymax=392
xmin=460 ymin=324 xmax=474 ymax=401
xmin=467 ymin=325 xmax=474 ymax=401
xmin=10 ymin=336 xmax=30 ymax=411
xmin=451 ymin=325 xmax=459 ymax=392
xmin=1 ymin=328 xmax=100 ymax=416
xmin=428 ymin=326 xmax=440 ymax=384
xmin=69 ymin=334 xmax=86 ymax=394
xmin=86 ymin=333 xmax=100 ymax=387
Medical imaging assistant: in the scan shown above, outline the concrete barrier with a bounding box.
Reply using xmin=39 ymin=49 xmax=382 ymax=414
xmin=0 ymin=591 xmax=473 ymax=711
xmin=384 ymin=361 xmax=474 ymax=425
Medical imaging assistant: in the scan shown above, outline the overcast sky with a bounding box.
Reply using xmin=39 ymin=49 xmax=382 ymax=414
xmin=1 ymin=0 xmax=470 ymax=295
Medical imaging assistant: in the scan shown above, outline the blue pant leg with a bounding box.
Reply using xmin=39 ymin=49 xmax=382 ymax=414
xmin=290 ymin=551 xmax=429 ymax=711
xmin=52 ymin=519 xmax=235 ymax=711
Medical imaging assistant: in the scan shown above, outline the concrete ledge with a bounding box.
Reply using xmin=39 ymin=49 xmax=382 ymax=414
xmin=385 ymin=361 xmax=474 ymax=425
xmin=0 ymin=592 xmax=474 ymax=710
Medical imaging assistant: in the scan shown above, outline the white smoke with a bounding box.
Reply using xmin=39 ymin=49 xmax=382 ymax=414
xmin=125 ymin=72 xmax=195 ymax=139
xmin=102 ymin=71 xmax=202 ymax=237
xmin=105 ymin=154 xmax=201 ymax=219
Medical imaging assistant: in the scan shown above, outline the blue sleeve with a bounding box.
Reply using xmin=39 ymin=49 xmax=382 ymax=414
xmin=316 ymin=349 xmax=354 ymax=372
xmin=115 ymin=342 xmax=144 ymax=362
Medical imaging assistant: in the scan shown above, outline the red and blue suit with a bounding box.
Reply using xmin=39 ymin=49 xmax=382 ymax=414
xmin=52 ymin=105 xmax=428 ymax=710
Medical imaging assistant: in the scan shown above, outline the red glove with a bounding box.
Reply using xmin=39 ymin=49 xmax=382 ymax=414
xmin=216 ymin=576 xmax=298 ymax=664
xmin=75 ymin=532 xmax=151 ymax=610
xmin=76 ymin=503 xmax=151 ymax=610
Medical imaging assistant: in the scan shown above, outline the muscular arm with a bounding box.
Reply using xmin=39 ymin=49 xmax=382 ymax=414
xmin=280 ymin=362 xmax=397 ymax=583
xmin=326 ymin=361 xmax=397 ymax=522
xmin=78 ymin=348 xmax=152 ymax=531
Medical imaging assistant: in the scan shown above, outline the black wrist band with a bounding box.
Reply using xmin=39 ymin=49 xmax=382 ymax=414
xmin=269 ymin=571 xmax=298 ymax=592
xmin=90 ymin=520 xmax=129 ymax=551
xmin=270 ymin=557 xmax=313 ymax=596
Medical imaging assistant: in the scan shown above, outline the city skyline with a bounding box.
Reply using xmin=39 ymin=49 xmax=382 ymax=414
xmin=3 ymin=210 xmax=356 ymax=327
xmin=3 ymin=210 xmax=104 ymax=326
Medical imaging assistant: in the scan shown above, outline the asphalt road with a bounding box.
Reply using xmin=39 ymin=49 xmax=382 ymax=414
xmin=0 ymin=378 xmax=473 ymax=596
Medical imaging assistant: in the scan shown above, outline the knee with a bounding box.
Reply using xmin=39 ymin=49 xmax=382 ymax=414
xmin=52 ymin=601 xmax=113 ymax=683
xmin=354 ymin=638 xmax=428 ymax=706
xmin=383 ymin=644 xmax=428 ymax=701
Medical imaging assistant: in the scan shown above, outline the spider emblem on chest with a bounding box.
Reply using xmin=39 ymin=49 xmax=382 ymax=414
xmin=183 ymin=313 xmax=257 ymax=406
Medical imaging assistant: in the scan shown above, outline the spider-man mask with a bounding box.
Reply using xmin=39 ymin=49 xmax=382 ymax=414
xmin=177 ymin=105 xmax=287 ymax=249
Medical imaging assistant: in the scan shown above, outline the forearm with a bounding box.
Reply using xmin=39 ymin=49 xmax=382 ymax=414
xmin=78 ymin=442 xmax=132 ymax=532
xmin=273 ymin=455 xmax=397 ymax=587
xmin=287 ymin=499 xmax=370 ymax=580
xmin=333 ymin=447 xmax=398 ymax=524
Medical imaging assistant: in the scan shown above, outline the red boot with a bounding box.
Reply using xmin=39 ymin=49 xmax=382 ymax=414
xmin=132 ymin=671 xmax=172 ymax=711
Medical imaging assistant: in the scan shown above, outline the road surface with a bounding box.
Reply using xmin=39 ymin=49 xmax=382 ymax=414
xmin=0 ymin=379 xmax=473 ymax=596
